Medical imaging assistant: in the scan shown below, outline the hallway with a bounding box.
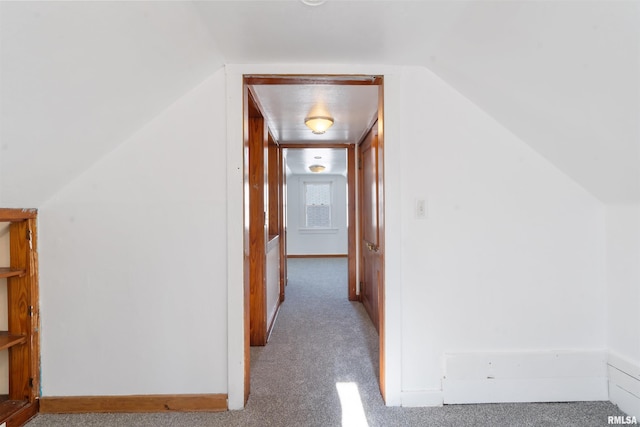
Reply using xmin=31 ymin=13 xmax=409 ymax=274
xmin=248 ymin=257 xmax=381 ymax=424
xmin=27 ymin=258 xmax=625 ymax=426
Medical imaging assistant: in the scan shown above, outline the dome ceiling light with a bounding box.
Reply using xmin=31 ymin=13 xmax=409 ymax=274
xmin=304 ymin=116 xmax=334 ymax=135
xmin=300 ymin=0 xmax=327 ymax=6
xmin=308 ymin=164 xmax=326 ymax=173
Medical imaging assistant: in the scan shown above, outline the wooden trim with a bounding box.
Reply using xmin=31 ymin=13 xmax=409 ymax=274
xmin=347 ymin=145 xmax=357 ymax=301
xmin=286 ymin=254 xmax=347 ymax=259
xmin=242 ymin=82 xmax=251 ymax=404
xmin=268 ymin=134 xmax=280 ymax=236
xmin=278 ymin=146 xmax=287 ymax=302
xmin=247 ymin=86 xmax=269 ymax=121
xmin=377 ymin=81 xmax=386 ymax=403
xmin=355 ymin=111 xmax=381 ymax=148
xmin=29 ymin=218 xmax=41 ymax=405
xmin=358 ymin=140 xmax=364 ymax=306
xmin=39 ymin=394 xmax=228 ymax=414
xmin=0 ymin=333 xmax=27 ymax=352
xmin=245 ymin=75 xmax=383 ymax=86
xmin=278 ymin=143 xmax=353 ymax=149
xmin=1 ymin=399 xmax=38 ymax=426
xmin=0 ymin=208 xmax=37 ymax=222
xmin=8 ymin=220 xmax=35 ymax=402
xmin=248 ymin=102 xmax=268 ymax=347
xmin=0 ymin=268 xmax=25 ymax=279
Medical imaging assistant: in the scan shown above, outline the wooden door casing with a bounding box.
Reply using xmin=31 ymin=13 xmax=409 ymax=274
xmin=247 ymin=91 xmax=269 ymax=347
xmin=279 ymin=146 xmax=287 ymax=301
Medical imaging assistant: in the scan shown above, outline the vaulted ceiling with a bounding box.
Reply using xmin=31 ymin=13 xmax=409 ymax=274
xmin=1 ymin=0 xmax=638 ymax=205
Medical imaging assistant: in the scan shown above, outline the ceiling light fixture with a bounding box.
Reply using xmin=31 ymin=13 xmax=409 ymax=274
xmin=309 ymin=164 xmax=326 ymax=173
xmin=300 ymin=0 xmax=327 ymax=6
xmin=305 ymin=116 xmax=334 ymax=134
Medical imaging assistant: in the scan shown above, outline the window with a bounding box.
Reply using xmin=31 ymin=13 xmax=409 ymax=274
xmin=304 ymin=182 xmax=332 ymax=228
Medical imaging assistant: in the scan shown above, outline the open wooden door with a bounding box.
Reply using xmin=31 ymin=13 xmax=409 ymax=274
xmin=359 ymin=115 xmax=385 ymax=400
xmin=359 ymin=123 xmax=382 ymax=332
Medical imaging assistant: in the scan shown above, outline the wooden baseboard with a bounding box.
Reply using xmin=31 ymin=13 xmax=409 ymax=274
xmin=39 ymin=394 xmax=227 ymax=414
xmin=287 ymin=254 xmax=347 ymax=259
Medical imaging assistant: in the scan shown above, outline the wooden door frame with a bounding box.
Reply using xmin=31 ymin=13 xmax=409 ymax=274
xmin=232 ymin=73 xmax=388 ymax=409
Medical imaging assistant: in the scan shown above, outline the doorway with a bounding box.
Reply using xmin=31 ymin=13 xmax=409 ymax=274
xmin=283 ymin=147 xmax=348 ymax=256
xmin=241 ymin=74 xmax=385 ymax=405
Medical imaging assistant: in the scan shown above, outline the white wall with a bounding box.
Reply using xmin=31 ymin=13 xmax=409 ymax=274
xmin=266 ymin=238 xmax=280 ymax=333
xmin=286 ymin=174 xmax=348 ymax=256
xmin=0 ymin=1 xmax=223 ymax=208
xmin=606 ymin=204 xmax=640 ymax=416
xmin=226 ymin=64 xmax=610 ymax=408
xmin=397 ymin=66 xmax=607 ymax=405
xmin=37 ymin=69 xmax=228 ymax=396
xmin=2 ymin=61 xmax=617 ymax=405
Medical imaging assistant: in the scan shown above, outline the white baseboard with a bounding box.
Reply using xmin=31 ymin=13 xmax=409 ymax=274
xmin=442 ymin=350 xmax=608 ymax=404
xmin=400 ymin=390 xmax=443 ymax=407
xmin=608 ymin=352 xmax=640 ymax=417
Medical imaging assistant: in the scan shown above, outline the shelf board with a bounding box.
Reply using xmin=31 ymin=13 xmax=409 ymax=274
xmin=0 ymin=332 xmax=27 ymax=351
xmin=0 ymin=396 xmax=29 ymax=423
xmin=0 ymin=267 xmax=25 ymax=279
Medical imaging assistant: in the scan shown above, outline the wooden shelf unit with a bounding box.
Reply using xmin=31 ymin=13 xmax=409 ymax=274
xmin=0 ymin=208 xmax=40 ymax=426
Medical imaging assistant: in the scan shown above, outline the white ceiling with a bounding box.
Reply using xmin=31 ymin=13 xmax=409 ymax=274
xmin=250 ymin=84 xmax=378 ymax=145
xmin=1 ymin=0 xmax=638 ymax=204
xmin=250 ymin=82 xmax=376 ymax=176
xmin=284 ymin=147 xmax=348 ymax=176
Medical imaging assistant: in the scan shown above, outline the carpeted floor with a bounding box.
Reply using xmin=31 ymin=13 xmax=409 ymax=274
xmin=27 ymin=258 xmax=625 ymax=426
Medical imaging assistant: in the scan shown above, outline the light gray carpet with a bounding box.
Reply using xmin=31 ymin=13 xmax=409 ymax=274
xmin=27 ymin=258 xmax=626 ymax=426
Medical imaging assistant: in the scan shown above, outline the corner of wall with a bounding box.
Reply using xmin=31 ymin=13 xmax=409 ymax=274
xmin=605 ymin=204 xmax=640 ymax=416
xmin=608 ymin=352 xmax=640 ymax=417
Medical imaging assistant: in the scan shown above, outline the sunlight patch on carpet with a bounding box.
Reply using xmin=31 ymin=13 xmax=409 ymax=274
xmin=336 ymin=382 xmax=369 ymax=427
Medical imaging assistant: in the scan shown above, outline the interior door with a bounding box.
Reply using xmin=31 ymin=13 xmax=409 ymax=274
xmin=360 ymin=124 xmax=382 ymax=332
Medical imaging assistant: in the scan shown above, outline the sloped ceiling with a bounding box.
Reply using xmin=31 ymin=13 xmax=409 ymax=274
xmin=195 ymin=0 xmax=639 ymax=203
xmin=1 ymin=1 xmax=638 ymax=205
xmin=0 ymin=1 xmax=223 ymax=206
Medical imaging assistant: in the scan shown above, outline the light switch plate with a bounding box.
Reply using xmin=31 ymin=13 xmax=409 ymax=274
xmin=416 ymin=199 xmax=427 ymax=219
